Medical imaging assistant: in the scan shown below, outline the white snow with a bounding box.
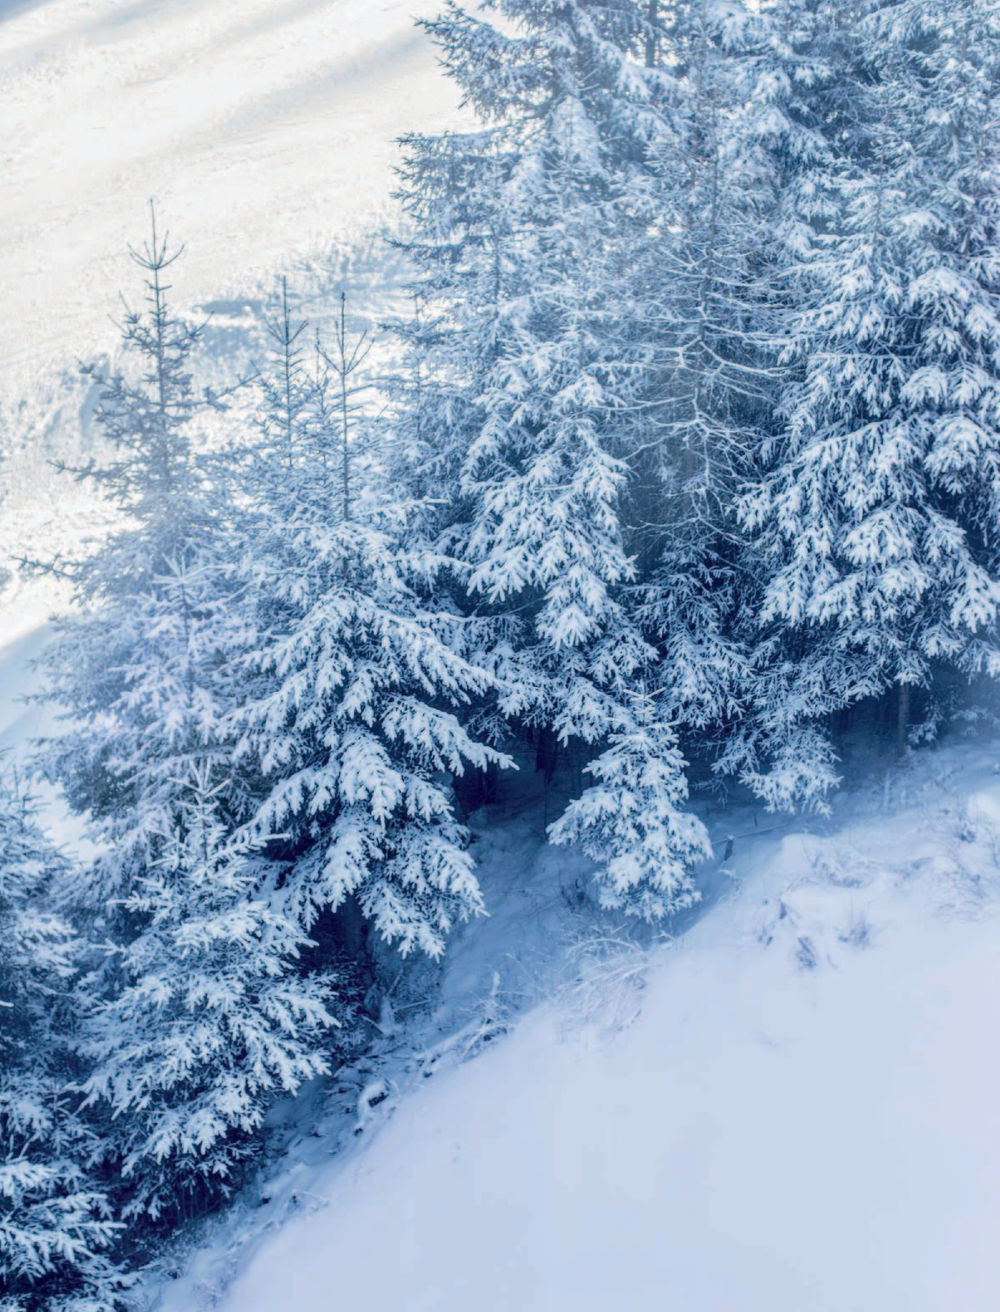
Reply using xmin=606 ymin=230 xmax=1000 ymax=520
xmin=0 ymin=623 xmax=51 ymax=753
xmin=176 ymin=741 xmax=1000 ymax=1312
xmin=0 ymin=0 xmax=464 ymax=684
xmin=0 ymin=0 xmax=463 ymax=405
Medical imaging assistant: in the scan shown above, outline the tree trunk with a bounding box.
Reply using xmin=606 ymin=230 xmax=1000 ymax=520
xmin=645 ymin=0 xmax=658 ymax=68
xmin=897 ymin=682 xmax=910 ymax=756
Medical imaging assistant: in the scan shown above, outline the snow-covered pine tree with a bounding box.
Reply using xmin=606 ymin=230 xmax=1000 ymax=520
xmin=77 ymin=768 xmax=332 ymax=1225
xmin=665 ymin=0 xmax=853 ymax=810
xmin=230 ymin=286 xmax=509 ymax=960
xmin=548 ymin=690 xmax=709 ymax=919
xmin=881 ymin=0 xmax=1000 ymax=680
xmin=0 ymin=777 xmax=124 ymax=1312
xmin=739 ymin=0 xmax=1000 ymax=758
xmin=390 ymin=126 xmax=520 ymax=533
xmin=40 ymin=212 xmax=332 ymax=1228
xmin=420 ymin=0 xmax=657 ymax=656
xmin=632 ymin=0 xmax=787 ymax=736
xmin=42 ymin=206 xmax=232 ymax=837
xmin=395 ymin=0 xmax=719 ymax=914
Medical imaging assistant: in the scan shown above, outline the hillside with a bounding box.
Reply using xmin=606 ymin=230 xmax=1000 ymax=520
xmin=0 ymin=0 xmax=461 ymax=401
xmin=158 ymin=735 xmax=1000 ymax=1312
xmin=3 ymin=4 xmax=1000 ymax=1311
xmin=1 ymin=0 xmax=466 ymax=622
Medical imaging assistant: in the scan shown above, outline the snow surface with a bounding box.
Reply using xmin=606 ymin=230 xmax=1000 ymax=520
xmin=0 ymin=0 xmax=462 ymax=404
xmin=1 ymin=0 xmax=464 ymax=665
xmin=148 ymin=740 xmax=1000 ymax=1312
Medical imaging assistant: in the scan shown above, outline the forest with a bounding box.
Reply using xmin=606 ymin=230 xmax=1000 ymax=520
xmin=2 ymin=0 xmax=999 ymax=1306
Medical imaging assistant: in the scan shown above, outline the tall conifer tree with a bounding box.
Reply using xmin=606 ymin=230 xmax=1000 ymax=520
xmin=0 ymin=779 xmax=123 ymax=1312
xmin=740 ymin=0 xmax=1000 ymax=764
xmin=230 ymin=286 xmax=509 ymax=959
xmin=40 ymin=214 xmax=331 ymax=1226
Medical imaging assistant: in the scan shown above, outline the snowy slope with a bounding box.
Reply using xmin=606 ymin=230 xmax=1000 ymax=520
xmin=1 ymin=0 xmax=464 ymax=662
xmin=166 ymin=739 xmax=1000 ymax=1312
xmin=0 ymin=0 xmax=462 ymax=404
xmin=5 ymin=9 xmax=1000 ymax=1311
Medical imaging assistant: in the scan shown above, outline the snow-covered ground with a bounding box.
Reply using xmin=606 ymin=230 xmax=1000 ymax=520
xmin=161 ymin=739 xmax=1000 ymax=1312
xmin=0 ymin=0 xmax=461 ymax=403
xmin=1 ymin=0 xmax=464 ymax=638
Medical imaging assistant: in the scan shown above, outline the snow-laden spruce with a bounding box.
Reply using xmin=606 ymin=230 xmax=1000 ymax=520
xmin=40 ymin=215 xmax=332 ymax=1227
xmin=624 ymin=0 xmax=845 ymax=812
xmin=393 ymin=0 xmax=754 ymax=914
xmin=548 ymin=693 xmax=710 ymax=919
xmin=231 ymin=288 xmax=510 ymax=958
xmin=631 ymin=0 xmax=777 ymax=721
xmin=78 ymin=774 xmax=332 ymax=1224
xmin=702 ymin=0 xmax=852 ymax=810
xmin=0 ymin=779 xmax=124 ymax=1312
xmin=741 ymin=0 xmax=1000 ymax=728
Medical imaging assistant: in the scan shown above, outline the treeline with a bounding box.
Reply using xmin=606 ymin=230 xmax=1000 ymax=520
xmin=3 ymin=0 xmax=999 ymax=1304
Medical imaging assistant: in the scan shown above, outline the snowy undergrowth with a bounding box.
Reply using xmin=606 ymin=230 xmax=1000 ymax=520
xmin=145 ymin=733 xmax=1000 ymax=1312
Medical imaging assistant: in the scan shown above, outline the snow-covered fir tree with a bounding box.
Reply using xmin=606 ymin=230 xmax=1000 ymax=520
xmin=77 ymin=770 xmax=332 ymax=1224
xmin=633 ymin=0 xmax=771 ymax=707
xmin=678 ymin=0 xmax=853 ymax=809
xmin=393 ymin=0 xmax=800 ymax=912
xmin=548 ymin=690 xmax=709 ymax=919
xmin=230 ymin=286 xmax=510 ymax=959
xmin=40 ymin=213 xmax=332 ymax=1227
xmin=0 ymin=777 xmax=124 ymax=1312
xmin=739 ymin=0 xmax=1000 ymax=761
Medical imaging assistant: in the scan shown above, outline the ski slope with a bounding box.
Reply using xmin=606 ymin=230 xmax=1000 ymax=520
xmin=171 ymin=740 xmax=1000 ymax=1312
xmin=0 ymin=0 xmax=463 ymax=405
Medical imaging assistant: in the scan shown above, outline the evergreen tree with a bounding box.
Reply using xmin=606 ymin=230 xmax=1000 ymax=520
xmin=231 ymin=286 xmax=510 ymax=959
xmin=740 ymin=0 xmax=1000 ymax=760
xmin=629 ymin=0 xmax=803 ymax=775
xmin=40 ymin=212 xmax=332 ymax=1227
xmin=77 ymin=771 xmax=332 ymax=1224
xmin=0 ymin=778 xmax=123 ymax=1312
xmin=548 ymin=691 xmax=709 ymax=919
xmin=395 ymin=0 xmax=733 ymax=913
xmin=685 ymin=0 xmax=852 ymax=809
